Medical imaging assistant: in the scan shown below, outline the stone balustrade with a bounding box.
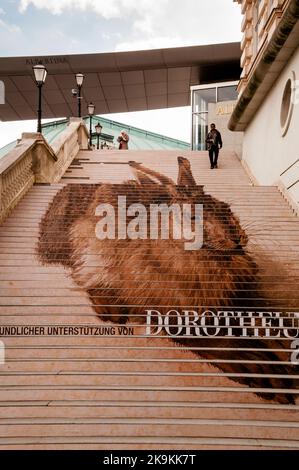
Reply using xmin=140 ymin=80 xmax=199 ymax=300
xmin=277 ymin=160 xmax=299 ymax=216
xmin=0 ymin=118 xmax=89 ymax=223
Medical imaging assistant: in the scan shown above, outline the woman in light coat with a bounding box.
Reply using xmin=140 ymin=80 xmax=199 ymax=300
xmin=117 ymin=130 xmax=129 ymax=150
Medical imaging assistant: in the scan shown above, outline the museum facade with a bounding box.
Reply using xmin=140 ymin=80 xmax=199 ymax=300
xmin=230 ymin=0 xmax=299 ymax=212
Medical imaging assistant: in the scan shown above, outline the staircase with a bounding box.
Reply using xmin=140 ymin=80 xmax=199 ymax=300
xmin=0 ymin=149 xmax=298 ymax=449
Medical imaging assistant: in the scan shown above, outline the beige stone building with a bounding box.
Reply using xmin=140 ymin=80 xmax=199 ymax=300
xmin=230 ymin=0 xmax=299 ymax=212
xmin=235 ymin=0 xmax=290 ymax=93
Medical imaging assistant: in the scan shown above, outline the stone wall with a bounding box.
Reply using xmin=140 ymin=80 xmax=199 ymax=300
xmin=208 ymin=100 xmax=243 ymax=158
xmin=241 ymin=45 xmax=299 ymax=213
xmin=0 ymin=118 xmax=89 ymax=224
xmin=235 ymin=0 xmax=289 ymax=94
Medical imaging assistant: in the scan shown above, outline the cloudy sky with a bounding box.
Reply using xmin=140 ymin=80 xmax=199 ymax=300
xmin=0 ymin=0 xmax=242 ymax=147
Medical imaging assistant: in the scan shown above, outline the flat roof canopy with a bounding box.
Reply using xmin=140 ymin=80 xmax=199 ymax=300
xmin=0 ymin=42 xmax=240 ymax=122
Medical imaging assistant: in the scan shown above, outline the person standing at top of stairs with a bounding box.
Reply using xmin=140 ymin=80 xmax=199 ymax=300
xmin=117 ymin=130 xmax=130 ymax=150
xmin=206 ymin=123 xmax=222 ymax=169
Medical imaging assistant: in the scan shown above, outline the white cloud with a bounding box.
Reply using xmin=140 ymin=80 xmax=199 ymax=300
xmin=102 ymin=32 xmax=111 ymax=41
xmin=0 ymin=5 xmax=21 ymax=33
xmin=119 ymin=0 xmax=242 ymax=51
xmin=18 ymin=0 xmax=164 ymax=19
xmin=18 ymin=0 xmax=241 ymax=52
xmin=0 ymin=19 xmax=21 ymax=33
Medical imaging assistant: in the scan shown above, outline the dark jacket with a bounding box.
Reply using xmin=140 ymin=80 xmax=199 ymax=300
xmin=206 ymin=129 xmax=223 ymax=150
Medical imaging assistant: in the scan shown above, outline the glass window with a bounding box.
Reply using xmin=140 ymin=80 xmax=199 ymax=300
xmin=192 ymin=112 xmax=208 ymax=151
xmin=217 ymin=85 xmax=238 ymax=102
xmin=193 ymin=88 xmax=216 ymax=113
xmin=253 ymin=0 xmax=264 ymax=55
xmin=280 ymin=73 xmax=295 ymax=137
xmin=191 ymin=82 xmax=238 ymax=150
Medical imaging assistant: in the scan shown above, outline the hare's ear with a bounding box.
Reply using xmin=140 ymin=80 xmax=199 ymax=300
xmin=177 ymin=156 xmax=197 ymax=186
xmin=129 ymin=165 xmax=159 ymax=186
xmin=129 ymin=161 xmax=175 ymax=186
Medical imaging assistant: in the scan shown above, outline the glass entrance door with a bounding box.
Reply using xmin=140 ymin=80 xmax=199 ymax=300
xmin=192 ymin=87 xmax=216 ymax=150
xmin=191 ymin=82 xmax=238 ymax=150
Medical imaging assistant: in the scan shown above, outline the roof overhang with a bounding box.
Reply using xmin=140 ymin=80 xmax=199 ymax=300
xmin=0 ymin=42 xmax=241 ymax=122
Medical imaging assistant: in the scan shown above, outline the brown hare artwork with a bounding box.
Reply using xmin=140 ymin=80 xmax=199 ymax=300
xmin=37 ymin=157 xmax=297 ymax=404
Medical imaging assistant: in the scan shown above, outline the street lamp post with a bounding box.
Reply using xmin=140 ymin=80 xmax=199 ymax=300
xmin=33 ymin=64 xmax=47 ymax=133
xmin=88 ymin=102 xmax=95 ymax=147
xmin=75 ymin=73 xmax=84 ymax=117
xmin=95 ymin=122 xmax=103 ymax=150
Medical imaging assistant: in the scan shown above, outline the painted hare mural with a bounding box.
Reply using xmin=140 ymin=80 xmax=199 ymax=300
xmin=37 ymin=157 xmax=297 ymax=404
